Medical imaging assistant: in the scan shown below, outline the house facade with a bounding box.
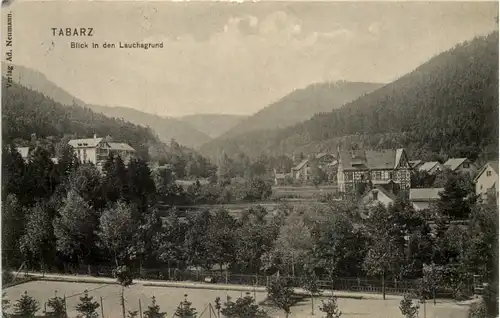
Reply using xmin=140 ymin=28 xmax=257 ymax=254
xmin=361 ymin=186 xmax=397 ymax=208
xmin=291 ymin=159 xmax=310 ymax=181
xmin=409 ymin=188 xmax=444 ymax=211
xmin=108 ymin=142 xmax=136 ymax=165
xmin=444 ymin=158 xmax=477 ymax=176
xmin=474 ymin=161 xmax=499 ymax=203
xmin=336 ymin=148 xmax=411 ymax=194
xmin=68 ymin=135 xmax=135 ymax=170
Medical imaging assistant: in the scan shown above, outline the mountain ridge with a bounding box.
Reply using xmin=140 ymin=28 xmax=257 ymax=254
xmin=199 ymin=32 xmax=499 ymax=163
xmin=1 ymin=63 xmax=213 ymax=149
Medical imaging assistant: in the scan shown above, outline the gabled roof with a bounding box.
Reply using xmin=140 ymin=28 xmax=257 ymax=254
xmin=410 ymin=188 xmax=444 ymax=201
xmin=443 ymin=158 xmax=468 ymax=171
xmin=339 ymin=149 xmax=405 ymax=171
xmin=474 ymin=161 xmax=499 ymax=182
xmin=16 ymin=147 xmax=30 ymax=159
xmin=409 ymin=160 xmax=423 ymax=168
xmin=108 ymin=142 xmax=136 ymax=152
xmin=292 ymin=159 xmax=309 ymax=171
xmin=68 ymin=138 xmax=104 ymax=148
xmin=275 ymin=173 xmax=287 ymax=179
xmin=363 ymin=185 xmax=397 ymax=202
xmin=418 ymin=161 xmax=440 ymax=172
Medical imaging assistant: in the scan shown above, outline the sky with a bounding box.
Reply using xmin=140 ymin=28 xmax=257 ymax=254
xmin=1 ymin=1 xmax=498 ymax=117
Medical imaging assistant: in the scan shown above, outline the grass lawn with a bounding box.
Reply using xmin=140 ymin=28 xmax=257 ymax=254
xmin=4 ymin=281 xmax=470 ymax=318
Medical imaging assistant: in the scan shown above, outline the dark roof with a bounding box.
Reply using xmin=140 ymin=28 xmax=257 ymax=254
xmin=339 ymin=149 xmax=402 ymax=171
xmin=375 ymin=185 xmax=397 ymax=201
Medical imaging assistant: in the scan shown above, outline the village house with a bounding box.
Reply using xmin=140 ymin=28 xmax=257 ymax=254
xmin=108 ymin=142 xmax=136 ymax=165
xmin=291 ymin=159 xmax=311 ymax=182
xmin=336 ymin=148 xmax=412 ymax=194
xmin=361 ymin=185 xmax=397 ymax=208
xmin=16 ymin=146 xmax=58 ymax=164
xmin=474 ymin=161 xmax=499 ymax=204
xmin=409 ymin=188 xmax=444 ymax=211
xmin=273 ymin=169 xmax=288 ymax=186
xmin=444 ymin=158 xmax=477 ymax=175
xmin=68 ymin=135 xmax=135 ymax=169
xmin=418 ymin=161 xmax=445 ymax=175
xmin=409 ymin=160 xmax=424 ymax=171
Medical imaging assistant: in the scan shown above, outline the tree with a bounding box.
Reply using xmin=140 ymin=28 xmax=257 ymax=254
xmin=13 ymin=291 xmax=40 ymax=318
xmin=75 ymin=290 xmax=99 ymax=318
xmin=45 ymin=291 xmax=67 ymax=318
xmin=2 ymin=194 xmax=26 ymax=268
xmin=25 ymin=146 xmax=59 ymax=202
xmin=97 ymin=201 xmax=136 ymax=266
xmin=3 ymin=292 xmax=11 ymax=318
xmin=53 ymin=190 xmax=99 ymax=274
xmin=183 ymin=210 xmax=216 ymax=270
xmin=205 ymin=209 xmax=238 ymax=273
xmin=102 ymin=154 xmax=128 ymax=203
xmin=67 ymin=164 xmax=104 ymax=211
xmin=399 ymin=293 xmax=419 ymax=318
xmin=421 ymin=263 xmax=444 ymax=305
xmin=319 ymin=296 xmax=342 ymax=318
xmin=220 ymin=294 xmax=268 ymax=318
xmin=436 ymin=171 xmax=476 ymax=219
xmin=174 ymin=295 xmax=198 ymax=318
xmin=19 ymin=202 xmax=56 ymax=271
xmin=2 ymin=144 xmax=27 ymax=203
xmin=130 ymin=208 xmax=162 ymax=275
xmin=114 ymin=265 xmax=134 ymax=318
xmin=155 ymin=208 xmax=188 ymax=271
xmin=143 ymin=296 xmax=166 ymax=318
xmin=126 ymin=158 xmax=156 ymax=216
xmin=302 ymin=273 xmax=320 ymax=315
xmin=266 ymin=279 xmax=295 ymax=318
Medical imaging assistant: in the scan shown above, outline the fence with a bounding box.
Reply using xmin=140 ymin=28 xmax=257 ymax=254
xmin=19 ymin=265 xmax=471 ymax=299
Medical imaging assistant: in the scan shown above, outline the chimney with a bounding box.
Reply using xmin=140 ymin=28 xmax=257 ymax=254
xmin=93 ymin=134 xmax=97 ymax=139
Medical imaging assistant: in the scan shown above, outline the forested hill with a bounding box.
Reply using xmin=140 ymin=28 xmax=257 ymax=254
xmin=218 ymin=81 xmax=384 ymax=137
xmin=200 ymin=32 xmax=499 ymax=162
xmin=1 ymin=63 xmax=212 ymax=148
xmin=2 ymin=80 xmax=160 ymax=158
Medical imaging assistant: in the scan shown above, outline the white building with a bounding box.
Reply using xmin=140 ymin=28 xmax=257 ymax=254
xmin=474 ymin=161 xmax=499 ymax=204
xmin=68 ymin=135 xmax=135 ymax=169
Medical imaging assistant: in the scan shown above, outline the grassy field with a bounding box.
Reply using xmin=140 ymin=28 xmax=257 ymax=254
xmin=4 ymin=281 xmax=470 ymax=318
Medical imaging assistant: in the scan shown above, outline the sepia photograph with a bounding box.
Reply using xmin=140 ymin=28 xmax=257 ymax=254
xmin=1 ymin=1 xmax=499 ymax=317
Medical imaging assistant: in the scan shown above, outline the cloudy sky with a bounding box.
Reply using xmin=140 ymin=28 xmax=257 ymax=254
xmin=2 ymin=1 xmax=498 ymax=117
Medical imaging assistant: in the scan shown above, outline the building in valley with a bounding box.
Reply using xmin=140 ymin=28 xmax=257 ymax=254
xmin=409 ymin=160 xmax=424 ymax=171
xmin=361 ymin=185 xmax=397 ymax=208
xmin=474 ymin=161 xmax=499 ymax=204
xmin=336 ymin=148 xmax=412 ymax=195
xmin=291 ymin=159 xmax=311 ymax=182
xmin=108 ymin=142 xmax=136 ymax=165
xmin=443 ymin=158 xmax=477 ymax=176
xmin=418 ymin=161 xmax=445 ymax=175
xmin=409 ymin=188 xmax=444 ymax=211
xmin=68 ymin=135 xmax=135 ymax=170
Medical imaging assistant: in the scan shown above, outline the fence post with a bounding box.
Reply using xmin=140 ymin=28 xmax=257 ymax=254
xmin=100 ymin=296 xmax=104 ymax=318
xmin=225 ymin=271 xmax=228 ymax=284
xmin=139 ymin=299 xmax=143 ymax=318
xmin=63 ymin=295 xmax=67 ymax=318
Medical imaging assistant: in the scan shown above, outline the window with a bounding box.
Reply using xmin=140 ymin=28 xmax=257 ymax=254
xmin=372 ymin=191 xmax=378 ymax=201
xmin=83 ymin=149 xmax=87 ymax=162
xmin=389 ymin=172 xmax=393 ymax=179
xmin=487 ymin=171 xmax=492 ymax=177
xmin=463 ymin=163 xmax=470 ymax=168
xmin=481 ymin=184 xmax=483 ymax=190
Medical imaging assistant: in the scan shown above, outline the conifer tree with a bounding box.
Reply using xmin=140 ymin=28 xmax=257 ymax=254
xmin=75 ymin=290 xmax=99 ymax=318
xmin=174 ymin=294 xmax=197 ymax=318
xmin=13 ymin=291 xmax=40 ymax=318
xmin=45 ymin=291 xmax=67 ymax=318
xmin=143 ymin=296 xmax=166 ymax=318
